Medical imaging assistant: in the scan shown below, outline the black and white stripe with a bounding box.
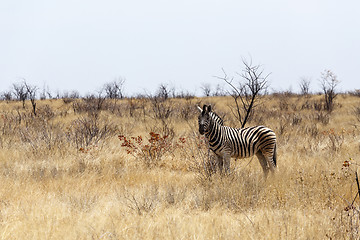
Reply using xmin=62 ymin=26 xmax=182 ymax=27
xmin=197 ymin=104 xmax=277 ymax=176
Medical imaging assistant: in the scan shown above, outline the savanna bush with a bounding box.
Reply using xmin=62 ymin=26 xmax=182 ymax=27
xmin=66 ymin=113 xmax=117 ymax=149
xmin=119 ymin=132 xmax=186 ymax=168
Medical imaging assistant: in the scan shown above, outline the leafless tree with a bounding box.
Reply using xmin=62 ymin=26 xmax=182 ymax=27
xmin=299 ymin=77 xmax=311 ymax=95
xmin=147 ymin=84 xmax=174 ymax=119
xmin=1 ymin=91 xmax=12 ymax=101
xmin=320 ymin=69 xmax=339 ymax=112
xmin=82 ymin=90 xmax=106 ymax=113
xmin=69 ymin=91 xmax=80 ymax=99
xmin=40 ymin=84 xmax=53 ymax=100
xmin=156 ymin=83 xmax=172 ymax=100
xmin=40 ymin=87 xmax=46 ymax=100
xmin=12 ymin=82 xmax=28 ymax=108
xmin=216 ymin=58 xmax=269 ymax=128
xmin=103 ymin=78 xmax=125 ymax=99
xmin=200 ymin=83 xmax=211 ymax=97
xmin=213 ymin=84 xmax=226 ymax=96
xmin=24 ymin=81 xmax=38 ymax=116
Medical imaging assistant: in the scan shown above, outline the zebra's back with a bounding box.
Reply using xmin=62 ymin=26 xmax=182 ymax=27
xmin=224 ymin=125 xmax=276 ymax=159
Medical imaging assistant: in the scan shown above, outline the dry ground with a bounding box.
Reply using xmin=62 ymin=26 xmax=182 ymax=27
xmin=1 ymin=94 xmax=360 ymax=239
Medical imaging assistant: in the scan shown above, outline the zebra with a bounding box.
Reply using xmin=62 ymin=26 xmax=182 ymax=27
xmin=197 ymin=104 xmax=277 ymax=177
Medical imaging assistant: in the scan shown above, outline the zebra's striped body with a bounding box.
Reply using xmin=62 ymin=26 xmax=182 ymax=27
xmin=197 ymin=105 xmax=277 ymax=176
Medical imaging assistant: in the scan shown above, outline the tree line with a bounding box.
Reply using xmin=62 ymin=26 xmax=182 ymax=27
xmin=0 ymin=59 xmax=350 ymax=127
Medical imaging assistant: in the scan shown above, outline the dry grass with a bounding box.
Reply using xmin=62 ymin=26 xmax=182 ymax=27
xmin=1 ymin=94 xmax=360 ymax=239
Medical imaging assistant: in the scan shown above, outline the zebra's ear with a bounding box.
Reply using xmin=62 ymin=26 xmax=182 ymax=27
xmin=208 ymin=105 xmax=212 ymax=112
xmin=197 ymin=105 xmax=202 ymax=113
xmin=202 ymin=104 xmax=207 ymax=112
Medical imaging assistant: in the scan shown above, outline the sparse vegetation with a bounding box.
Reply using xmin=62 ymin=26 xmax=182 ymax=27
xmin=0 ymin=91 xmax=360 ymax=239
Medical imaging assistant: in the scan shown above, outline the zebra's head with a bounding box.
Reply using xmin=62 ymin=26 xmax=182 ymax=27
xmin=197 ymin=104 xmax=212 ymax=135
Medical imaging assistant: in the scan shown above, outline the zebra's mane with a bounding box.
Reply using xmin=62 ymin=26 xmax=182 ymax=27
xmin=209 ymin=111 xmax=224 ymax=126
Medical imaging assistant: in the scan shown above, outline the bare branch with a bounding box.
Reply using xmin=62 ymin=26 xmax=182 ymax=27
xmin=12 ymin=82 xmax=28 ymax=108
xmin=103 ymin=78 xmax=126 ymax=99
xmin=299 ymin=77 xmax=311 ymax=95
xmin=215 ymin=58 xmax=269 ymax=127
xmin=23 ymin=81 xmax=38 ymax=116
xmin=320 ymin=69 xmax=339 ymax=112
xmin=200 ymin=83 xmax=212 ymax=97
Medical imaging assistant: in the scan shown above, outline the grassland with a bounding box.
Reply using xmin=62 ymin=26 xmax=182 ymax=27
xmin=1 ymin=93 xmax=360 ymax=239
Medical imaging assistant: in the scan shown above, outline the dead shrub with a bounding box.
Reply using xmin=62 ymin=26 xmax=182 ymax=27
xmin=301 ymin=100 xmax=312 ymax=110
xmin=314 ymin=111 xmax=330 ymax=125
xmin=150 ymin=97 xmax=173 ymax=120
xmin=18 ymin=120 xmax=66 ymax=153
xmin=323 ymin=129 xmax=345 ymax=152
xmin=36 ymin=104 xmax=55 ymax=120
xmin=121 ymin=186 xmax=159 ymax=215
xmin=72 ymin=96 xmax=106 ymax=114
xmin=66 ymin=113 xmax=117 ymax=149
xmin=177 ymin=133 xmax=218 ymax=180
xmin=292 ymin=114 xmax=302 ymax=125
xmin=178 ymin=102 xmax=196 ymax=121
xmin=118 ymin=131 xmax=179 ymax=168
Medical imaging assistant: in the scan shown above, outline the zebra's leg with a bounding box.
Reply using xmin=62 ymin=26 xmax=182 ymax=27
xmin=256 ymin=152 xmax=269 ymax=178
xmin=216 ymin=154 xmax=224 ymax=173
xmin=268 ymin=157 xmax=276 ymax=173
xmin=223 ymin=153 xmax=231 ymax=174
xmin=262 ymin=149 xmax=276 ymax=173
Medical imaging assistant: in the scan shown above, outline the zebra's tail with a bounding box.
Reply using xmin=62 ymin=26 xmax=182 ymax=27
xmin=273 ymin=143 xmax=277 ymax=168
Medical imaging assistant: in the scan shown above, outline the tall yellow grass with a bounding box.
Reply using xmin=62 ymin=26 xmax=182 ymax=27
xmin=0 ymin=94 xmax=360 ymax=239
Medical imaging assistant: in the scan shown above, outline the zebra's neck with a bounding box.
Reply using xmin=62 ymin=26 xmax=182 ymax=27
xmin=209 ymin=111 xmax=223 ymax=126
xmin=205 ymin=115 xmax=222 ymax=145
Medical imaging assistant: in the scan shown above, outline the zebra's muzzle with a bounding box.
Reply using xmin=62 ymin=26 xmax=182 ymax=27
xmin=199 ymin=125 xmax=205 ymax=135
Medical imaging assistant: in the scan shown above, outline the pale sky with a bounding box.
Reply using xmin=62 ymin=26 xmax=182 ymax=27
xmin=1 ymin=0 xmax=359 ymax=96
